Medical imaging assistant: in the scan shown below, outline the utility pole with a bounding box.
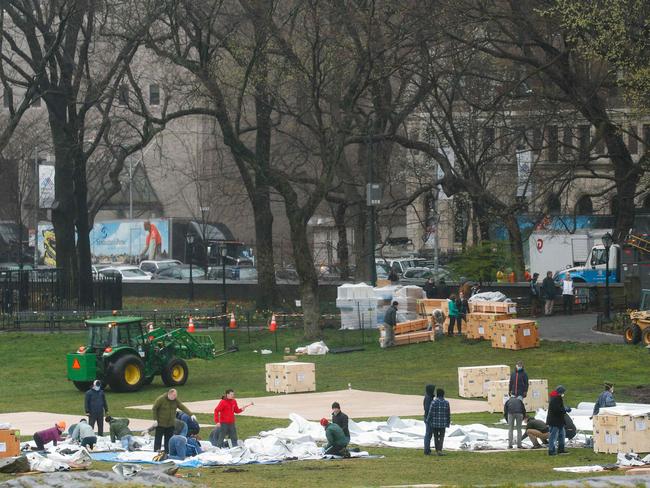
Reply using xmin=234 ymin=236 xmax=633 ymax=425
xmin=366 ymin=130 xmax=381 ymax=287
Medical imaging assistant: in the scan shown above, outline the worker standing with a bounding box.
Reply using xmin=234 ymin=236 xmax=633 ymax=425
xmin=592 ymin=383 xmax=616 ymax=417
xmin=331 ymin=402 xmax=350 ymax=441
xmin=562 ymin=275 xmax=574 ymax=315
xmin=383 ymin=301 xmax=398 ymax=348
xmin=85 ymin=380 xmax=108 ymax=436
xmin=447 ymin=294 xmax=459 ymax=336
xmin=423 ymin=384 xmax=436 ymax=455
xmin=213 ymin=389 xmax=253 ymax=448
xmin=425 ymin=388 xmax=451 ymax=456
xmin=541 ymin=271 xmax=556 ymax=316
xmin=504 ymin=396 xmax=526 ymax=449
xmin=152 ymin=389 xmax=196 ymax=454
xmin=529 ymin=273 xmax=540 ymax=317
xmin=546 ymin=385 xmax=571 ymax=455
xmin=509 ymin=361 xmax=529 ymax=399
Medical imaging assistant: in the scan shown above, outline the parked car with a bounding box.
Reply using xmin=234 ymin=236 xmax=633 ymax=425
xmin=139 ymin=259 xmax=182 ymax=275
xmin=398 ymin=266 xmax=451 ymax=287
xmin=155 ymin=264 xmax=206 ymax=280
xmin=99 ymin=266 xmax=153 ymax=281
xmin=92 ymin=264 xmax=113 ymax=279
xmin=376 ymin=257 xmax=428 ymax=276
xmin=206 ymin=266 xmax=238 ymax=280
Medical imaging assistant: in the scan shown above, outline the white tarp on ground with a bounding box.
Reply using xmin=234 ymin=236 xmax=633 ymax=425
xmin=259 ymin=414 xmax=588 ymax=451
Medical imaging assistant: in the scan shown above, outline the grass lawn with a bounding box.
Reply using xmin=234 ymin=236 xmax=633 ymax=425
xmin=0 ymin=326 xmax=645 ymax=486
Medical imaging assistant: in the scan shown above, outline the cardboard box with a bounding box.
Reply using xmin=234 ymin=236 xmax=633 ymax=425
xmin=593 ymin=413 xmax=650 ymax=454
xmin=0 ymin=430 xmax=20 ymax=459
xmin=469 ymin=301 xmax=517 ymax=315
xmin=458 ymin=365 xmax=510 ymax=398
xmin=486 ymin=379 xmax=549 ymax=413
xmin=265 ymin=362 xmax=316 ymax=394
xmin=465 ymin=313 xmax=514 ymax=340
xmin=490 ymin=319 xmax=540 ymax=350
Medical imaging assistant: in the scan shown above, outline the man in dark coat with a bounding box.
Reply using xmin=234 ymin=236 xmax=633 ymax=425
xmin=509 ymin=361 xmax=529 ymax=399
xmin=85 ymin=380 xmax=109 ymax=436
xmin=331 ymin=402 xmax=350 ymax=440
xmin=423 ymin=278 xmax=437 ymax=299
xmin=383 ymin=301 xmax=398 ymax=348
xmin=425 ymin=388 xmax=451 ymax=456
xmin=529 ymin=273 xmax=540 ymax=317
xmin=546 ymin=385 xmax=571 ymax=455
xmin=504 ymin=396 xmax=526 ymax=449
xmin=423 ymin=384 xmax=436 ymax=455
xmin=541 ymin=271 xmax=557 ymax=316
xmin=523 ymin=416 xmax=549 ymax=448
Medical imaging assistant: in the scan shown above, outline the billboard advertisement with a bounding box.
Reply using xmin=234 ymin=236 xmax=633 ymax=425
xmin=37 ymin=219 xmax=170 ymax=266
xmin=39 ymin=165 xmax=55 ymax=209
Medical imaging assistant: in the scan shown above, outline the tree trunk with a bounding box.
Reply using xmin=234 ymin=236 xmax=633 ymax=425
xmin=286 ymin=211 xmax=321 ymax=339
xmin=332 ymin=202 xmax=350 ymax=281
xmin=252 ymin=185 xmax=277 ymax=309
xmin=73 ymin=154 xmax=94 ymax=307
xmin=472 ymin=199 xmax=490 ymax=243
xmin=49 ymin=116 xmax=77 ymax=299
xmin=503 ymin=214 xmax=526 ymax=280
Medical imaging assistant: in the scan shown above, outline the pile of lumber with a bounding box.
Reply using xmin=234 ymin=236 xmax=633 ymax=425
xmin=379 ymin=318 xmax=433 ymax=347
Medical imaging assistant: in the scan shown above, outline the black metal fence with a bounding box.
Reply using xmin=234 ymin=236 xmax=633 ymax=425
xmin=0 ymin=268 xmax=122 ymax=315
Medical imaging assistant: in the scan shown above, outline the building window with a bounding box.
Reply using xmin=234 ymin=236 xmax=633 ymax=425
xmin=628 ymin=126 xmax=638 ymax=155
xmin=118 ymin=84 xmax=129 ymax=106
xmin=578 ymin=125 xmax=590 ymax=161
xmin=547 ymin=125 xmax=558 ymax=163
xmin=532 ymin=127 xmax=543 ymax=157
xmin=562 ymin=127 xmax=573 ymax=155
xmin=576 ymin=195 xmax=593 ymax=215
xmin=482 ymin=127 xmax=495 ymax=152
xmin=3 ymin=91 xmax=12 ymax=108
xmin=149 ymin=84 xmax=160 ymax=106
xmin=547 ymin=194 xmax=561 ymax=215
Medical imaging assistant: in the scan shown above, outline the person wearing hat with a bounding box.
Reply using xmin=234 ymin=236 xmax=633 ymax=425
xmin=70 ymin=418 xmax=98 ymax=450
xmin=546 ymin=386 xmax=571 ymax=455
xmin=85 ymin=380 xmax=108 ymax=436
xmin=331 ymin=402 xmax=350 ymax=441
xmin=320 ymin=418 xmax=350 ymax=457
xmin=592 ymin=383 xmax=616 ymax=417
xmin=32 ymin=421 xmax=66 ymax=451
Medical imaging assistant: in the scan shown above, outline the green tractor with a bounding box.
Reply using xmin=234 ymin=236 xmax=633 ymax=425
xmin=66 ymin=316 xmax=217 ymax=392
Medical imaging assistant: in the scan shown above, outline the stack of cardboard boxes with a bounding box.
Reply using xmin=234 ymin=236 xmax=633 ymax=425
xmin=465 ymin=312 xmax=513 ymax=340
xmin=458 ymin=365 xmax=510 ymax=398
xmin=265 ymin=362 xmax=316 ymax=394
xmin=486 ymin=379 xmax=549 ymax=413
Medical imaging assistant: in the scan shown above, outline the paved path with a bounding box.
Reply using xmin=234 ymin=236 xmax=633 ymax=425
xmin=531 ymin=313 xmax=622 ymax=344
xmin=128 ymin=389 xmax=489 ymax=419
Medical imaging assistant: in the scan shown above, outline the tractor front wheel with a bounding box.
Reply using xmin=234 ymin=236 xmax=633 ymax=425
xmin=624 ymin=324 xmax=642 ymax=345
xmin=162 ymin=358 xmax=188 ymax=387
xmin=109 ymin=355 xmax=145 ymax=392
xmin=73 ymin=381 xmax=93 ymax=392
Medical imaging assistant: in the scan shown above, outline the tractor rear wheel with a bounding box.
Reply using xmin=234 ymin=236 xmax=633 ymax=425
xmin=642 ymin=328 xmax=650 ymax=347
xmin=109 ymin=355 xmax=145 ymax=392
xmin=624 ymin=324 xmax=642 ymax=345
xmin=73 ymin=381 xmax=93 ymax=392
xmin=161 ymin=358 xmax=188 ymax=387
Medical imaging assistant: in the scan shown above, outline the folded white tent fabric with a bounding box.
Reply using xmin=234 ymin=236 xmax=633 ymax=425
xmin=468 ymin=292 xmax=508 ymax=302
xmin=259 ymin=414 xmax=588 ymax=451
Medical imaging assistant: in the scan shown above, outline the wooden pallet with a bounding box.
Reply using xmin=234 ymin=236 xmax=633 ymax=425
xmin=469 ymin=301 xmax=517 ymax=314
xmin=379 ymin=327 xmax=434 ymax=346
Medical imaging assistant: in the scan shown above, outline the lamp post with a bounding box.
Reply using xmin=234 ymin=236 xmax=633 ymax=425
xmin=602 ymin=232 xmax=613 ymax=321
xmin=220 ymin=245 xmax=228 ymax=314
xmin=186 ymin=233 xmax=195 ymax=302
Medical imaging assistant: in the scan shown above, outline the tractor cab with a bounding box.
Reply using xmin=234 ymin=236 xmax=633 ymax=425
xmin=85 ymin=317 xmax=146 ymax=352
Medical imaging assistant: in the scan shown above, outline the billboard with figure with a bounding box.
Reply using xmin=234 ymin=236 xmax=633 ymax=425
xmin=37 ymin=219 xmax=170 ymax=266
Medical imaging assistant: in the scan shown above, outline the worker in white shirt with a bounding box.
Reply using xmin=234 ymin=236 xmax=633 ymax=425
xmin=562 ymin=275 xmax=574 ymax=315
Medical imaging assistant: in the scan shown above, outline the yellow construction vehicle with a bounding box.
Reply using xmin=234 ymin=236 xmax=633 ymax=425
xmin=625 ymin=289 xmax=650 ymax=345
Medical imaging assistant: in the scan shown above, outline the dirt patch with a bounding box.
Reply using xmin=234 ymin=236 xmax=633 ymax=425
xmin=221 ymin=468 xmax=247 ymax=473
xmin=622 ymin=385 xmax=650 ymax=403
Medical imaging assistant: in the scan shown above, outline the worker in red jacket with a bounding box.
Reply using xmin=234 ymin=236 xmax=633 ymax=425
xmin=213 ymin=389 xmax=253 ymax=448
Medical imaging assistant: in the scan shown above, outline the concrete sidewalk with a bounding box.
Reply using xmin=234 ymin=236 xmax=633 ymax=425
xmin=127 ymin=389 xmax=489 ymax=419
xmin=528 ymin=313 xmax=621 ymax=344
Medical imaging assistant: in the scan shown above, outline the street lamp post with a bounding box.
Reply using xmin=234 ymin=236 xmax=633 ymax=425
xmin=220 ymin=245 xmax=228 ymax=314
xmin=186 ymin=233 xmax=195 ymax=302
xmin=602 ymin=232 xmax=613 ymax=321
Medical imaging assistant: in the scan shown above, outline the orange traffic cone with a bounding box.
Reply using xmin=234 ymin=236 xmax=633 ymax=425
xmin=229 ymin=312 xmax=237 ymax=329
xmin=269 ymin=314 xmax=277 ymax=332
xmin=188 ymin=316 xmax=195 ymax=333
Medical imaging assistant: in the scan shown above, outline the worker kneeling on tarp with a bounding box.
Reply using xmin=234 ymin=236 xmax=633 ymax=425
xmin=320 ymin=418 xmax=350 ymax=458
